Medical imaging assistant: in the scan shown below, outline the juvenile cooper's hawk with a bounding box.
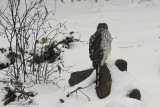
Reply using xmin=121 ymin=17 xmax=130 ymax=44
xmin=89 ymin=23 xmax=112 ymax=87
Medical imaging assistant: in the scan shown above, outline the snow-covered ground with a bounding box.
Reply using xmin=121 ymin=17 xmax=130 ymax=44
xmin=1 ymin=0 xmax=160 ymax=107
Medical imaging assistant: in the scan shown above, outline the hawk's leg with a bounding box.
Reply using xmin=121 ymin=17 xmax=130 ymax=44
xmin=96 ymin=63 xmax=108 ymax=87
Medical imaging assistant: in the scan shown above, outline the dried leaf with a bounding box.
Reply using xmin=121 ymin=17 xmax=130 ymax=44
xmin=58 ymin=65 xmax=61 ymax=74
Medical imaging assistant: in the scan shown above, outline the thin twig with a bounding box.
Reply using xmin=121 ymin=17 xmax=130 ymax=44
xmin=67 ymin=83 xmax=92 ymax=101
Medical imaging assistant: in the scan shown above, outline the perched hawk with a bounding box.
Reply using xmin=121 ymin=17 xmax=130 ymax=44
xmin=89 ymin=23 xmax=112 ymax=87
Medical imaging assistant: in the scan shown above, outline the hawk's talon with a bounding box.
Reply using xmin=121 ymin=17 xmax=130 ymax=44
xmin=105 ymin=63 xmax=108 ymax=66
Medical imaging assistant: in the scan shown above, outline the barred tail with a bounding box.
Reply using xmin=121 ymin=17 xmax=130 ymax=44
xmin=96 ymin=66 xmax=100 ymax=87
xmin=93 ymin=61 xmax=100 ymax=87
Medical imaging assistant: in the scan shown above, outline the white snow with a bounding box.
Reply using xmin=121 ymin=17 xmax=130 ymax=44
xmin=1 ymin=0 xmax=160 ymax=107
xmin=0 ymin=54 xmax=9 ymax=64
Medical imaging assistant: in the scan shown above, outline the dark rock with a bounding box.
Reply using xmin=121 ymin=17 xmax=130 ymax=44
xmin=115 ymin=59 xmax=127 ymax=71
xmin=68 ymin=68 xmax=94 ymax=86
xmin=128 ymin=89 xmax=141 ymax=100
xmin=96 ymin=64 xmax=112 ymax=99
xmin=0 ymin=63 xmax=9 ymax=70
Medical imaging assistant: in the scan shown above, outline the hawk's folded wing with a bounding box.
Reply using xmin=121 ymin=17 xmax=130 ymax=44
xmin=89 ymin=32 xmax=103 ymax=69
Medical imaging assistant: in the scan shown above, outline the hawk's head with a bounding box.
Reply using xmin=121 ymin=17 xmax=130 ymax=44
xmin=97 ymin=23 xmax=108 ymax=32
